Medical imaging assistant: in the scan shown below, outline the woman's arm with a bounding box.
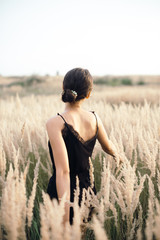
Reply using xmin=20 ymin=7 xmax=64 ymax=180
xmin=46 ymin=117 xmax=70 ymax=225
xmin=96 ymin=114 xmax=118 ymax=158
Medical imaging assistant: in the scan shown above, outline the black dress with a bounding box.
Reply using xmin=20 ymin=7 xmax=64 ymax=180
xmin=47 ymin=111 xmax=98 ymax=224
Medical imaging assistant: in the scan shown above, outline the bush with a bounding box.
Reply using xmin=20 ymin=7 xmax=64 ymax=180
xmin=94 ymin=77 xmax=133 ymax=86
xmin=94 ymin=78 xmax=109 ymax=85
xmin=137 ymin=80 xmax=145 ymax=85
xmin=110 ymin=78 xmax=121 ymax=86
xmin=121 ymin=78 xmax=133 ymax=86
xmin=7 ymin=75 xmax=44 ymax=88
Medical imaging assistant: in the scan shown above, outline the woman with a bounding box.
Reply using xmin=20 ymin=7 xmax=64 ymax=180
xmin=46 ymin=68 xmax=120 ymax=225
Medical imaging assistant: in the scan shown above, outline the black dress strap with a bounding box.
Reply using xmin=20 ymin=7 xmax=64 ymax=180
xmin=91 ymin=111 xmax=98 ymax=133
xmin=57 ymin=113 xmax=67 ymax=124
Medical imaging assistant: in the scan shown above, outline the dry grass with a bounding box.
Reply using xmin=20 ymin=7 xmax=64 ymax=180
xmin=0 ymin=87 xmax=160 ymax=239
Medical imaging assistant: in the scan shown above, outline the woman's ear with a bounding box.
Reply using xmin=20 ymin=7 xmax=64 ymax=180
xmin=86 ymin=91 xmax=91 ymax=99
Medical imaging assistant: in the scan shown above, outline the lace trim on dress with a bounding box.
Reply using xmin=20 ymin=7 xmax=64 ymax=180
xmin=61 ymin=123 xmax=97 ymax=145
xmin=58 ymin=112 xmax=98 ymax=145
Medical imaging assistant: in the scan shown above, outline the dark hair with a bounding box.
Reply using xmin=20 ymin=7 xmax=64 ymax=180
xmin=62 ymin=68 xmax=93 ymax=103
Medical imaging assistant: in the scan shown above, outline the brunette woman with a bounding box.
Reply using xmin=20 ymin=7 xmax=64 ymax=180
xmin=46 ymin=68 xmax=120 ymax=225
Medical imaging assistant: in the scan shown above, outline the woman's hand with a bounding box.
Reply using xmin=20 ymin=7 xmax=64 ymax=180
xmin=113 ymin=154 xmax=124 ymax=175
xmin=113 ymin=154 xmax=124 ymax=167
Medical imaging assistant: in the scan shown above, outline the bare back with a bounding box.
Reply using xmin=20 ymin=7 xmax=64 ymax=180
xmin=58 ymin=109 xmax=97 ymax=142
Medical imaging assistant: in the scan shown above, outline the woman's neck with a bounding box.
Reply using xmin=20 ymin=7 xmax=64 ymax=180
xmin=65 ymin=100 xmax=83 ymax=111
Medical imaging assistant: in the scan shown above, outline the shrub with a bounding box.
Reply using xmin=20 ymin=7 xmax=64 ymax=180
xmin=94 ymin=78 xmax=109 ymax=85
xmin=121 ymin=78 xmax=133 ymax=86
xmin=137 ymin=80 xmax=145 ymax=85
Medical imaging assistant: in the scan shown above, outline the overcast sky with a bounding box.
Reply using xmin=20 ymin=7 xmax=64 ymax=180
xmin=0 ymin=0 xmax=160 ymax=76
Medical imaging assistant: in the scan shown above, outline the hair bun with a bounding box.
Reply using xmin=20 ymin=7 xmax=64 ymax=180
xmin=62 ymin=89 xmax=77 ymax=103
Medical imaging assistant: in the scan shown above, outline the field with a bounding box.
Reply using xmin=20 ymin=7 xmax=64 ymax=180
xmin=0 ymin=76 xmax=160 ymax=240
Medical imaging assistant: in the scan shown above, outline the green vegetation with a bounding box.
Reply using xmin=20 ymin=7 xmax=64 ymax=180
xmin=94 ymin=76 xmax=145 ymax=86
xmin=137 ymin=80 xmax=145 ymax=85
xmin=121 ymin=78 xmax=133 ymax=85
xmin=7 ymin=75 xmax=44 ymax=88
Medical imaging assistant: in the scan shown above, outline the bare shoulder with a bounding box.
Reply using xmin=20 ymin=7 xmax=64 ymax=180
xmin=46 ymin=115 xmax=64 ymax=132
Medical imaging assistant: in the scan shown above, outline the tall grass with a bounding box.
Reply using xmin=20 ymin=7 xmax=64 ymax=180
xmin=0 ymin=92 xmax=160 ymax=239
